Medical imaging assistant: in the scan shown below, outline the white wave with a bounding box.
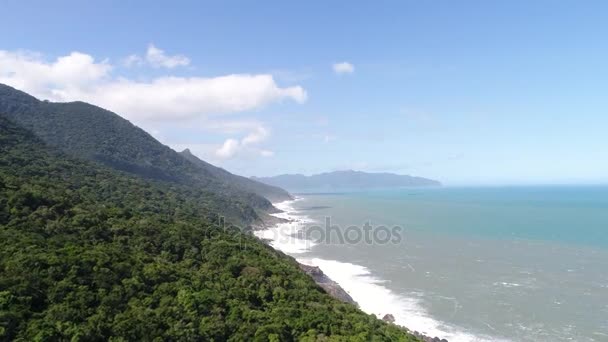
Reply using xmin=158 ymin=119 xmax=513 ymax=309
xmin=493 ymin=282 xmax=522 ymax=288
xmin=256 ymin=198 xmax=507 ymax=342
xmin=254 ymin=198 xmax=316 ymax=254
xmin=299 ymin=258 xmax=508 ymax=342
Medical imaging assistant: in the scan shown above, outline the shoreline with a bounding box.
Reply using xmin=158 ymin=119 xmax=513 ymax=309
xmin=250 ymin=188 xmax=608 ymax=342
xmin=298 ymin=263 xmax=357 ymax=305
xmin=254 ymin=197 xmax=470 ymax=342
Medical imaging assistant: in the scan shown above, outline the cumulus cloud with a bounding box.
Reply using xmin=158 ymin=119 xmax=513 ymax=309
xmin=241 ymin=125 xmax=269 ymax=145
xmin=0 ymin=49 xmax=307 ymax=122
xmin=160 ymin=119 xmax=275 ymax=161
xmin=122 ymin=44 xmax=190 ymax=69
xmin=63 ymin=75 xmax=307 ymax=121
xmin=216 ymin=138 xmax=240 ymax=158
xmin=0 ymin=50 xmax=111 ymax=98
xmin=214 ymin=124 xmax=274 ymax=159
xmin=0 ymin=47 xmax=304 ymax=163
xmin=332 ymin=61 xmax=354 ymax=74
xmin=122 ymin=54 xmax=143 ymax=67
xmin=145 ymin=44 xmax=190 ymax=68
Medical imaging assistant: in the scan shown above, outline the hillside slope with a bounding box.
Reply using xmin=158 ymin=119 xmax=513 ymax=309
xmin=0 ymin=84 xmax=290 ymax=226
xmin=0 ymin=114 xmax=419 ymax=341
xmin=180 ymin=148 xmax=292 ymax=203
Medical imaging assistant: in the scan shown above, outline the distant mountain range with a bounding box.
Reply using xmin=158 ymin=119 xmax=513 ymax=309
xmin=252 ymin=170 xmax=441 ymax=192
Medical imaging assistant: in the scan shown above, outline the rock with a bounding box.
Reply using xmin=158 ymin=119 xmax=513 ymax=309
xmin=407 ymin=330 xmax=448 ymax=342
xmin=382 ymin=314 xmax=395 ymax=323
xmin=298 ymin=264 xmax=357 ymax=305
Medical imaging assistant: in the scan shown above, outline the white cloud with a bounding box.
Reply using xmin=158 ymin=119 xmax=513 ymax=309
xmin=121 ymin=44 xmax=189 ymax=69
xmin=214 ymin=138 xmax=274 ymax=159
xmin=216 ymin=138 xmax=240 ymax=158
xmin=145 ymin=44 xmax=190 ymax=68
xmin=0 ymin=48 xmax=305 ymax=163
xmin=63 ymin=75 xmax=307 ymax=121
xmin=213 ymin=123 xmax=274 ymax=159
xmin=0 ymin=49 xmax=307 ymax=122
xmin=122 ymin=54 xmax=143 ymax=67
xmin=172 ymin=139 xmax=275 ymax=167
xmin=0 ymin=50 xmax=111 ymax=98
xmin=332 ymin=61 xmax=354 ymax=74
xmin=242 ymin=125 xmax=269 ymax=145
xmin=163 ymin=120 xmax=275 ymax=161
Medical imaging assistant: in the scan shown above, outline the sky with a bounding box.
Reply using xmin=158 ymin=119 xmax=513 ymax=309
xmin=1 ymin=0 xmax=608 ymax=185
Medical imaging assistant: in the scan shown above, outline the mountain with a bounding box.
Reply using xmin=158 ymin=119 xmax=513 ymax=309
xmin=180 ymin=148 xmax=292 ymax=202
xmin=0 ymin=114 xmax=419 ymax=341
xmin=253 ymin=170 xmax=441 ymax=192
xmin=0 ymin=83 xmax=290 ymax=226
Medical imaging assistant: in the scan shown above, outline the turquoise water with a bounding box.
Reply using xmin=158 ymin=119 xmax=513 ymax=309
xmin=336 ymin=186 xmax=608 ymax=247
xmin=286 ymin=186 xmax=608 ymax=341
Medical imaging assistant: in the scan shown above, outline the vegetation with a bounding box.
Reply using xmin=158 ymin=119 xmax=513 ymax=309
xmin=0 ymin=115 xmax=419 ymax=341
xmin=181 ymin=148 xmax=292 ymax=203
xmin=0 ymin=84 xmax=291 ymax=227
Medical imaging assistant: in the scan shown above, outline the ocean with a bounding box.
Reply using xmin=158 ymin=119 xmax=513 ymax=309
xmin=254 ymin=186 xmax=608 ymax=342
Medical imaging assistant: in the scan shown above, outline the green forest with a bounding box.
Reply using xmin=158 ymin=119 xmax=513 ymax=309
xmin=0 ymin=84 xmax=290 ymax=228
xmin=0 ymin=87 xmax=420 ymax=341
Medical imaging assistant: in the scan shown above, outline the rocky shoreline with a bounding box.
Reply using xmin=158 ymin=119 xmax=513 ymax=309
xmin=298 ymin=263 xmax=357 ymax=305
xmin=299 ymin=263 xmax=448 ymax=342
xmin=255 ymin=203 xmax=449 ymax=342
xmin=254 ymin=210 xmax=290 ymax=230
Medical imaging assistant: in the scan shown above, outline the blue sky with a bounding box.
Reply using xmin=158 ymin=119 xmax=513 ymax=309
xmin=1 ymin=0 xmax=608 ymax=185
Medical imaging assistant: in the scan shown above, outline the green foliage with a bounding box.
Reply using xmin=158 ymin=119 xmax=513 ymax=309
xmin=0 ymin=83 xmax=290 ymax=227
xmin=0 ymin=116 xmax=419 ymax=341
xmin=180 ymin=149 xmax=292 ymax=203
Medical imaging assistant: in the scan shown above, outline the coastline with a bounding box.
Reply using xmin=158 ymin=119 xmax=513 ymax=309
xmin=298 ymin=263 xmax=357 ymax=305
xmin=254 ymin=197 xmax=476 ymax=342
xmin=253 ymin=188 xmax=608 ymax=342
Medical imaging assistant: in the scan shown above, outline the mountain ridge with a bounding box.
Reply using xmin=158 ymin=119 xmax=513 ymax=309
xmin=180 ymin=148 xmax=292 ymax=203
xmin=252 ymin=170 xmax=441 ymax=192
xmin=0 ymin=83 xmax=291 ymax=226
xmin=0 ymin=112 xmax=419 ymax=341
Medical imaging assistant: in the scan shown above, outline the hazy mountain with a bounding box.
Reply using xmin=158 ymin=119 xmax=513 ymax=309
xmin=0 ymin=83 xmax=290 ymax=225
xmin=253 ymin=170 xmax=441 ymax=192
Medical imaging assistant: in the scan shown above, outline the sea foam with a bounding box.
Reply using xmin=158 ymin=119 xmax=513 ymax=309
xmin=298 ymin=257 xmax=504 ymax=342
xmin=256 ymin=198 xmax=505 ymax=342
xmin=253 ymin=198 xmax=316 ymax=254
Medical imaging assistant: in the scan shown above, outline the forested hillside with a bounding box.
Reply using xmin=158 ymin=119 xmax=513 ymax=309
xmin=0 ymin=115 xmax=419 ymax=341
xmin=180 ymin=148 xmax=292 ymax=202
xmin=0 ymin=84 xmax=290 ymax=227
